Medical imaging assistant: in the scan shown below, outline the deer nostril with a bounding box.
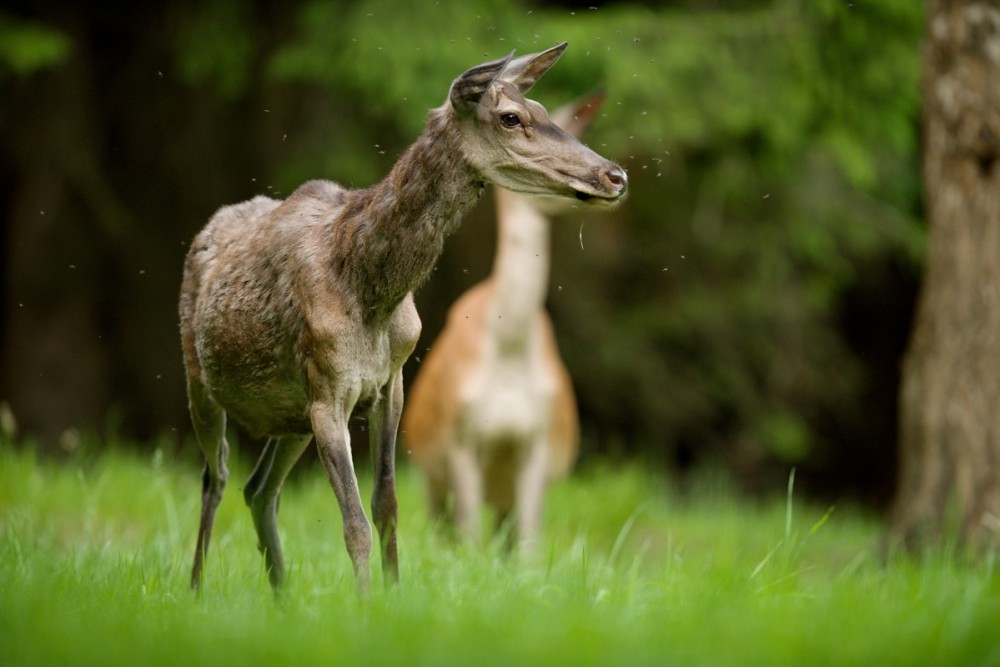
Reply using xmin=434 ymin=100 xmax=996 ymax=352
xmin=605 ymin=166 xmax=628 ymax=193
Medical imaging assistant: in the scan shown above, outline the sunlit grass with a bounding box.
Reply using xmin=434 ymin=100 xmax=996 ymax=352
xmin=2 ymin=438 xmax=999 ymax=666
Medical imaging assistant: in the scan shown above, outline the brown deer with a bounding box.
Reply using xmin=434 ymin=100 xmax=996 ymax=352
xmin=179 ymin=43 xmax=627 ymax=594
xmin=402 ymin=92 xmax=611 ymax=552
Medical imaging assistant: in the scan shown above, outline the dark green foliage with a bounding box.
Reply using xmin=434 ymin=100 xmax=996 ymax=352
xmin=0 ymin=12 xmax=69 ymax=76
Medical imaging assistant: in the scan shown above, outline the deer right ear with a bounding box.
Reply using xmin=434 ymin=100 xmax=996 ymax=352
xmin=497 ymin=42 xmax=568 ymax=94
xmin=449 ymin=51 xmax=514 ymax=114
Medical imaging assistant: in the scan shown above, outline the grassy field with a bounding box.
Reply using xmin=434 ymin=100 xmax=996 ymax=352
xmin=2 ymin=438 xmax=999 ymax=666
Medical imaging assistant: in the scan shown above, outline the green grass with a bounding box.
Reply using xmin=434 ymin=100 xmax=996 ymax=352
xmin=2 ymin=439 xmax=999 ymax=666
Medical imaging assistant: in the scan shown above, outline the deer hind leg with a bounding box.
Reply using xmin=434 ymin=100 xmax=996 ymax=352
xmin=491 ymin=502 xmax=516 ymax=553
xmin=490 ymin=487 xmax=516 ymax=553
xmin=370 ymin=371 xmax=404 ymax=585
xmin=484 ymin=444 xmax=520 ymax=552
xmin=426 ymin=468 xmax=452 ymax=524
xmin=243 ymin=438 xmax=278 ymax=515
xmin=244 ymin=434 xmax=312 ymax=591
xmin=188 ymin=377 xmax=230 ymax=591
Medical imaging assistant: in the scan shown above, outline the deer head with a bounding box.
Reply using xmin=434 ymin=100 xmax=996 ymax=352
xmin=449 ymin=43 xmax=628 ymax=207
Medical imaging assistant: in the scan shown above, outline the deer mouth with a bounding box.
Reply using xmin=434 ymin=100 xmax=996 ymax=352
xmin=562 ymin=167 xmax=628 ymax=206
xmin=573 ymin=187 xmax=626 ymax=207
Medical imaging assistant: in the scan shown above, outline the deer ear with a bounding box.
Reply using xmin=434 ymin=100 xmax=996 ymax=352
xmin=449 ymin=51 xmax=514 ymax=113
xmin=550 ymin=89 xmax=606 ymax=138
xmin=498 ymin=42 xmax=568 ymax=94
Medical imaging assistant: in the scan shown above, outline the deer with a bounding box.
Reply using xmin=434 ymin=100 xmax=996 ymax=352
xmin=179 ymin=42 xmax=627 ymax=595
xmin=401 ymin=91 xmax=610 ymax=552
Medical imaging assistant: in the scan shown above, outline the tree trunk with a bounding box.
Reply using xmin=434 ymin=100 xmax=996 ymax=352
xmin=887 ymin=0 xmax=1000 ymax=552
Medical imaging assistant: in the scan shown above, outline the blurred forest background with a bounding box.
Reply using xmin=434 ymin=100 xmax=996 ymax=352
xmin=0 ymin=0 xmax=923 ymax=507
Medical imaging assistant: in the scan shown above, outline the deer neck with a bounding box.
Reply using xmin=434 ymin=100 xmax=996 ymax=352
xmin=488 ymin=190 xmax=551 ymax=354
xmin=334 ymin=107 xmax=483 ymax=322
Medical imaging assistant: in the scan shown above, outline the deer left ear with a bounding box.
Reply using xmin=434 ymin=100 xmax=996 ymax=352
xmin=498 ymin=42 xmax=568 ymax=94
xmin=450 ymin=51 xmax=514 ymax=114
xmin=550 ymin=89 xmax=606 ymax=138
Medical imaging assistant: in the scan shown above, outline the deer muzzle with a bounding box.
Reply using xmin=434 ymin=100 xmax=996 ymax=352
xmin=573 ymin=163 xmax=628 ymax=205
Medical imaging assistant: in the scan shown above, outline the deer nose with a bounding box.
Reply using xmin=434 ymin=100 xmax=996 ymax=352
xmin=603 ymin=165 xmax=628 ymax=197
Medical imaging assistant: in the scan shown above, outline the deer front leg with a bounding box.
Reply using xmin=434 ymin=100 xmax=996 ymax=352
xmin=514 ymin=437 xmax=549 ymax=556
xmin=448 ymin=443 xmax=483 ymax=544
xmin=311 ymin=401 xmax=373 ymax=594
xmin=244 ymin=434 xmax=313 ymax=591
xmin=187 ymin=376 xmax=230 ymax=592
xmin=369 ymin=370 xmax=403 ymax=585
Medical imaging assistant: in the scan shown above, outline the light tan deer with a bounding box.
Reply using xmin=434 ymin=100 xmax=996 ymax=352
xmin=179 ymin=43 xmax=627 ymax=595
xmin=402 ymin=91 xmax=613 ymax=552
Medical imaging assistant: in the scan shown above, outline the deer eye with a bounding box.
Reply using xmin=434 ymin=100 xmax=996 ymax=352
xmin=499 ymin=112 xmax=521 ymax=128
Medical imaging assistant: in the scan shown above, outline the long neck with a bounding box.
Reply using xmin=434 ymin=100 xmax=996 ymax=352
xmin=333 ymin=107 xmax=483 ymax=321
xmin=488 ymin=189 xmax=551 ymax=353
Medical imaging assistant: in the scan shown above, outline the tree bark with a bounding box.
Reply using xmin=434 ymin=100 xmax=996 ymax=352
xmin=887 ymin=0 xmax=1000 ymax=552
